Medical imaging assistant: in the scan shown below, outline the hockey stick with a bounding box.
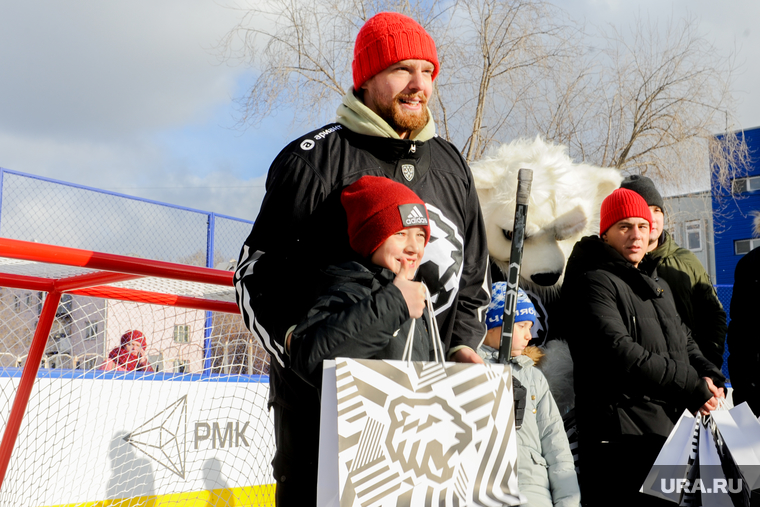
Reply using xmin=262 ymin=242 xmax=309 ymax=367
xmin=499 ymin=168 xmax=533 ymax=364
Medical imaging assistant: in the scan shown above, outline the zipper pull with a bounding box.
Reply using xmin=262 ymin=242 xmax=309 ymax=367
xmin=409 ymin=142 xmax=416 ymax=154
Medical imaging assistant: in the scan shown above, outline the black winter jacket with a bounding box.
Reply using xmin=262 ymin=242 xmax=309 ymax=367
xmin=561 ymin=236 xmax=724 ymax=440
xmin=726 ymin=246 xmax=760 ymax=414
xmin=234 ymin=123 xmax=489 ymax=412
xmin=289 ymin=261 xmax=436 ymax=389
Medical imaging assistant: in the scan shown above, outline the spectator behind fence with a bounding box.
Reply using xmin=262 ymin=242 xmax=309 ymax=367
xmin=726 ymin=212 xmax=760 ymax=415
xmin=560 ymin=188 xmax=725 ymax=507
xmin=621 ymin=175 xmax=727 ymax=369
xmin=101 ymin=330 xmax=154 ymax=372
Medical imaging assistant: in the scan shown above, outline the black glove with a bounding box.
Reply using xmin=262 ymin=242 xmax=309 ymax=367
xmin=513 ymin=377 xmax=527 ymax=430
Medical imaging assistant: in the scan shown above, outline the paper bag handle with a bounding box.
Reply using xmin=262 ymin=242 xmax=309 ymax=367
xmin=402 ymin=283 xmax=446 ymax=365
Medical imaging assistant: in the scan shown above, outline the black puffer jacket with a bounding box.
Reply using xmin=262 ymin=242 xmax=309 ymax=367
xmin=560 ymin=236 xmax=724 ymax=440
xmin=726 ymin=246 xmax=760 ymax=415
xmin=289 ymin=261 xmax=437 ymax=389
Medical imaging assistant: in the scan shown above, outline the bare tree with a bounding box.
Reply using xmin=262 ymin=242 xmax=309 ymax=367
xmin=219 ymin=2 xmax=750 ymax=188
xmin=527 ymin=15 xmax=749 ymax=194
xmin=432 ymin=0 xmax=582 ymax=161
xmin=218 ymin=0 xmax=443 ymax=129
xmin=218 ymin=0 xmax=576 ymax=157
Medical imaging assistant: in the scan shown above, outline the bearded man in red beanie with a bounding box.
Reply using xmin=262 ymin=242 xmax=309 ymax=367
xmin=559 ymin=189 xmax=725 ymax=507
xmin=233 ymin=12 xmax=490 ymax=506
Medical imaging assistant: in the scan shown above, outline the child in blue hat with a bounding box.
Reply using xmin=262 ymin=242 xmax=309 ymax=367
xmin=479 ymin=284 xmax=580 ymax=507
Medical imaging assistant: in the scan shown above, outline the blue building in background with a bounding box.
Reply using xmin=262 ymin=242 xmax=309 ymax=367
xmin=711 ymin=125 xmax=760 ymax=285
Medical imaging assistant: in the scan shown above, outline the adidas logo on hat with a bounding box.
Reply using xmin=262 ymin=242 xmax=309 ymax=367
xmin=400 ymin=204 xmax=428 ymax=226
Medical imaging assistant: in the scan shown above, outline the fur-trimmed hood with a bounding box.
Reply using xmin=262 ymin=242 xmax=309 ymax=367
xmin=513 ymin=345 xmax=544 ymax=366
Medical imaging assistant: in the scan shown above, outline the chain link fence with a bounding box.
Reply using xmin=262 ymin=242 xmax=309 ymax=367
xmin=715 ymin=284 xmax=733 ymax=382
xmin=0 ymin=168 xmax=263 ymax=375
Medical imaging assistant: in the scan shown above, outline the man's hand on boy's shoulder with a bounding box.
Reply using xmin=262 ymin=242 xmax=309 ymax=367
xmin=450 ymin=347 xmax=484 ymax=364
xmin=393 ymin=260 xmax=426 ymax=319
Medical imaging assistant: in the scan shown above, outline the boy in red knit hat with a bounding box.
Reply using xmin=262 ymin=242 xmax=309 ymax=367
xmin=289 ymin=175 xmax=437 ymax=387
xmin=286 ymin=176 xmax=439 ymax=505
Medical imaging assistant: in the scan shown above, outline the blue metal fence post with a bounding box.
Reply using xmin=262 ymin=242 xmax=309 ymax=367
xmin=0 ymin=168 xmax=5 ymax=234
xmin=203 ymin=212 xmax=216 ymax=374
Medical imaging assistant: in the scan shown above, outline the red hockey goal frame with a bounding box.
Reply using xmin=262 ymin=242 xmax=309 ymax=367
xmin=0 ymin=237 xmax=240 ymax=491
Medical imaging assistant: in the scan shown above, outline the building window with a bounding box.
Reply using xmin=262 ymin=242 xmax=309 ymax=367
xmin=735 ymin=238 xmax=760 ymax=255
xmin=14 ymin=294 xmax=21 ymax=311
xmin=668 ymin=223 xmax=681 ymax=246
xmin=173 ymin=324 xmax=190 ymax=343
xmin=84 ymin=321 xmax=98 ymax=340
xmin=173 ymin=359 xmax=189 ymax=373
xmin=685 ymin=220 xmax=703 ymax=252
xmin=57 ymin=294 xmax=73 ymax=317
xmin=733 ymin=175 xmax=760 ymax=194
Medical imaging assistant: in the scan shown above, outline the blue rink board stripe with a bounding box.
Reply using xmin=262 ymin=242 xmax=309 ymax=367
xmin=0 ymin=367 xmax=269 ymax=383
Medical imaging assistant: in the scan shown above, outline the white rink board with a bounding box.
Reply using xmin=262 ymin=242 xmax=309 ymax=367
xmin=0 ymin=375 xmax=274 ymax=506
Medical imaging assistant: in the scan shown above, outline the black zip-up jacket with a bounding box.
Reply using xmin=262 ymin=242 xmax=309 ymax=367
xmin=726 ymin=245 xmax=760 ymax=414
xmin=560 ymin=236 xmax=724 ymax=440
xmin=234 ymin=123 xmax=489 ymax=411
xmin=289 ymin=261 xmax=437 ymax=389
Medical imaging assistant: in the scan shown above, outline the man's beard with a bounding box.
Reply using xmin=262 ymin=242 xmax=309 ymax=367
xmin=375 ymin=93 xmax=429 ymax=134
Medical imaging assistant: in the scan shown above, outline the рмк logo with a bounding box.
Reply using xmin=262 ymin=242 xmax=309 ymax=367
xmin=125 ymin=395 xmax=187 ymax=478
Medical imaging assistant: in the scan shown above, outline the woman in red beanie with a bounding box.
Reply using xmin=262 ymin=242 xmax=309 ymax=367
xmin=102 ymin=330 xmax=154 ymax=372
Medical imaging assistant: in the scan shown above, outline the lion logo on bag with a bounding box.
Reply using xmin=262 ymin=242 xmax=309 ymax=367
xmin=385 ymin=395 xmax=473 ymax=483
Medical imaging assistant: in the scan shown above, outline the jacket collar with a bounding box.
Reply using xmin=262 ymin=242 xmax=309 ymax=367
xmin=324 ymin=261 xmax=396 ymax=286
xmin=567 ymin=236 xmax=664 ymax=298
xmin=647 ymin=230 xmax=677 ymax=266
xmin=336 ymin=87 xmax=436 ymax=142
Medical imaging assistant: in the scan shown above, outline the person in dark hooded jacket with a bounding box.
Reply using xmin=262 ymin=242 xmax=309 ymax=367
xmin=621 ymin=175 xmax=727 ymax=369
xmin=726 ymin=217 xmax=760 ymax=415
xmin=289 ymin=176 xmax=437 ymax=388
xmin=287 ymin=177 xmax=439 ymax=505
xmin=560 ymin=188 xmax=725 ymax=507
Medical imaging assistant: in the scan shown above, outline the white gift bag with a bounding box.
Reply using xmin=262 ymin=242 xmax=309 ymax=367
xmin=698 ymin=419 xmax=735 ymax=507
xmin=317 ymin=288 xmax=522 ymax=507
xmin=711 ymin=402 xmax=760 ymax=490
xmin=640 ymin=409 xmax=699 ymax=503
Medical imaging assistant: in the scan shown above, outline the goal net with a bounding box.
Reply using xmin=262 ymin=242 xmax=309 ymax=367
xmin=0 ymin=238 xmax=275 ymax=507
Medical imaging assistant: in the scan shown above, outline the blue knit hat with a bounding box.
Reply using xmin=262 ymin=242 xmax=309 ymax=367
xmin=486 ymin=283 xmax=536 ymax=329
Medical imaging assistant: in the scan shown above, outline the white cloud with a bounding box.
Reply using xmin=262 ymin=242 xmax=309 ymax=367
xmin=561 ymin=0 xmax=760 ymax=130
xmin=1 ymin=0 xmax=757 ymax=232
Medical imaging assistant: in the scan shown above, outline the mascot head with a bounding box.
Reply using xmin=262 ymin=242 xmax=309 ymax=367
xmin=472 ymin=137 xmax=622 ymax=288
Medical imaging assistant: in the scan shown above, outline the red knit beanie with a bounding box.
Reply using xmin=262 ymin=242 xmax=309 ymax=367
xmin=341 ymin=176 xmax=430 ymax=257
xmin=600 ymin=188 xmax=652 ymax=235
xmin=120 ymin=330 xmax=146 ymax=348
xmin=353 ymin=12 xmax=439 ymax=90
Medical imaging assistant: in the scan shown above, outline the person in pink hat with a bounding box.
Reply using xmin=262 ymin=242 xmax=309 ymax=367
xmin=101 ymin=330 xmax=154 ymax=372
xmin=559 ymin=188 xmax=725 ymax=507
xmin=233 ymin=12 xmax=490 ymax=506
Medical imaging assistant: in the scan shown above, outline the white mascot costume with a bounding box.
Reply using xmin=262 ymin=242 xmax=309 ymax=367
xmin=471 ymin=137 xmax=622 ymax=347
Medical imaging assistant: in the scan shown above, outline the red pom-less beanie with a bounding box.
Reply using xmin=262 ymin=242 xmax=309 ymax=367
xmin=600 ymin=188 xmax=652 ymax=235
xmin=341 ymin=176 xmax=430 ymax=258
xmin=352 ymin=12 xmax=439 ymax=90
xmin=120 ymin=330 xmax=147 ymax=348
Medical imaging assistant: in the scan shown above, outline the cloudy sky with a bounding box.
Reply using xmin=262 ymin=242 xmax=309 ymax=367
xmin=0 ymin=0 xmax=757 ymax=221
